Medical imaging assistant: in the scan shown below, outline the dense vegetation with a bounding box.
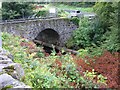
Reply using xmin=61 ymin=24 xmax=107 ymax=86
xmin=1 ymin=2 xmax=120 ymax=89
xmin=66 ymin=2 xmax=120 ymax=53
xmin=2 ymin=2 xmax=34 ymax=20
xmin=1 ymin=2 xmax=94 ymax=20
xmin=2 ymin=31 xmax=119 ymax=88
xmin=93 ymin=2 xmax=119 ymax=52
xmin=58 ymin=2 xmax=95 ymax=7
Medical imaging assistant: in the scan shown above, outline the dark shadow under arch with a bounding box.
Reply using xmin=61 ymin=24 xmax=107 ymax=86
xmin=35 ymin=28 xmax=60 ymax=45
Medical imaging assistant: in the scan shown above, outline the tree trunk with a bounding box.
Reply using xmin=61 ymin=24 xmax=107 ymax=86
xmin=33 ymin=40 xmax=78 ymax=54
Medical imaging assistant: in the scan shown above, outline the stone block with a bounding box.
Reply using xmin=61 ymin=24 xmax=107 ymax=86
xmin=0 ymin=64 xmax=9 ymax=73
xmin=0 ymin=48 xmax=13 ymax=60
xmin=3 ymin=63 xmax=24 ymax=80
xmin=0 ymin=59 xmax=13 ymax=64
xmin=0 ymin=74 xmax=31 ymax=89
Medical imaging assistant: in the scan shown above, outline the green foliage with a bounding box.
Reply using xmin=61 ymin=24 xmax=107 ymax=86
xmin=53 ymin=3 xmax=93 ymax=12
xmin=2 ymin=2 xmax=119 ymax=87
xmin=77 ymin=49 xmax=88 ymax=58
xmin=70 ymin=17 xmax=80 ymax=26
xmin=65 ymin=36 xmax=75 ymax=49
xmin=66 ymin=2 xmax=119 ymax=53
xmin=97 ymin=74 xmax=107 ymax=85
xmin=58 ymin=10 xmax=69 ymax=18
xmin=2 ymin=32 xmax=107 ymax=88
xmin=93 ymin=2 xmax=113 ymax=30
xmin=84 ymin=69 xmax=96 ymax=80
xmin=73 ymin=19 xmax=91 ymax=47
xmin=1 ymin=85 xmax=13 ymax=90
xmin=65 ymin=19 xmax=90 ymax=49
xmin=26 ymin=67 xmax=60 ymax=88
xmin=84 ymin=69 xmax=107 ymax=85
xmin=36 ymin=51 xmax=45 ymax=58
xmin=2 ymin=32 xmax=40 ymax=72
xmin=66 ymin=18 xmax=101 ymax=49
xmin=35 ymin=10 xmax=48 ymax=17
xmin=50 ymin=45 xmax=57 ymax=56
xmin=102 ymin=28 xmax=120 ymax=52
xmin=86 ymin=47 xmax=104 ymax=57
xmin=2 ymin=2 xmax=34 ymax=20
xmin=59 ymin=2 xmax=95 ymax=8
xmin=93 ymin=2 xmax=120 ymax=52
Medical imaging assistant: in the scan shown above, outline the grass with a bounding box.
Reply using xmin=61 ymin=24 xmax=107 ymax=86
xmin=48 ymin=3 xmax=93 ymax=12
xmin=34 ymin=3 xmax=93 ymax=13
xmin=33 ymin=3 xmax=94 ymax=18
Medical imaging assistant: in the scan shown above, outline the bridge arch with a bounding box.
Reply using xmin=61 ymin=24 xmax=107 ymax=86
xmin=1 ymin=18 xmax=78 ymax=46
xmin=35 ymin=28 xmax=60 ymax=45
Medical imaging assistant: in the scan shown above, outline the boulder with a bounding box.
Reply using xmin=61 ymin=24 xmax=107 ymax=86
xmin=0 ymin=48 xmax=30 ymax=89
xmin=3 ymin=63 xmax=24 ymax=80
xmin=0 ymin=64 xmax=10 ymax=73
xmin=0 ymin=48 xmax=13 ymax=60
xmin=0 ymin=74 xmax=31 ymax=90
xmin=0 ymin=55 xmax=9 ymax=60
xmin=0 ymin=59 xmax=13 ymax=64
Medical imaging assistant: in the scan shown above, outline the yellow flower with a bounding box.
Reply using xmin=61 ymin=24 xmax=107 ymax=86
xmin=29 ymin=52 xmax=37 ymax=58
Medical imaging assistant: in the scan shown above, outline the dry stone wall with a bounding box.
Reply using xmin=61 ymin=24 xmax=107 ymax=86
xmin=0 ymin=48 xmax=31 ymax=90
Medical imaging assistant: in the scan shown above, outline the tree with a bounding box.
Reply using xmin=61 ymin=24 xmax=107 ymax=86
xmin=93 ymin=2 xmax=120 ymax=52
xmin=66 ymin=2 xmax=119 ymax=52
xmin=2 ymin=2 xmax=34 ymax=20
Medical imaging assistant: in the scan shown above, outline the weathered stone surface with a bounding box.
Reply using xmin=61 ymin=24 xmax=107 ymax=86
xmin=10 ymin=86 xmax=31 ymax=90
xmin=0 ymin=48 xmax=13 ymax=60
xmin=0 ymin=59 xmax=13 ymax=64
xmin=0 ymin=83 xmax=2 ymax=90
xmin=0 ymin=73 xmax=15 ymax=86
xmin=0 ymin=63 xmax=24 ymax=80
xmin=0 ymin=48 xmax=30 ymax=89
xmin=0 ymin=74 xmax=31 ymax=89
xmin=0 ymin=18 xmax=78 ymax=46
xmin=11 ymin=63 xmax=23 ymax=80
xmin=3 ymin=63 xmax=24 ymax=80
xmin=0 ymin=55 xmax=9 ymax=60
xmin=0 ymin=64 xmax=10 ymax=73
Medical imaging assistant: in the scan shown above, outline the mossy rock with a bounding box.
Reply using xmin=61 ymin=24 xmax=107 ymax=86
xmin=1 ymin=85 xmax=13 ymax=90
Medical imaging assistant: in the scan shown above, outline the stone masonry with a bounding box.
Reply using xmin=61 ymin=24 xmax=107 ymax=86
xmin=0 ymin=18 xmax=78 ymax=46
xmin=0 ymin=48 xmax=31 ymax=90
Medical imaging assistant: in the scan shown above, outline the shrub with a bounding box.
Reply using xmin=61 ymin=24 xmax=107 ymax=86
xmin=35 ymin=10 xmax=48 ymax=17
xmin=3 ymin=32 xmax=118 ymax=88
xmin=93 ymin=2 xmax=120 ymax=52
xmin=26 ymin=67 xmax=61 ymax=88
xmin=74 ymin=51 xmax=120 ymax=88
xmin=93 ymin=51 xmax=120 ymax=88
xmin=66 ymin=17 xmax=104 ymax=50
xmin=70 ymin=17 xmax=80 ymax=26
xmin=36 ymin=51 xmax=45 ymax=58
xmin=58 ymin=10 xmax=69 ymax=18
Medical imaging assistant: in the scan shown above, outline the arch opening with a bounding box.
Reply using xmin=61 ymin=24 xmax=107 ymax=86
xmin=34 ymin=28 xmax=60 ymax=54
xmin=35 ymin=28 xmax=60 ymax=45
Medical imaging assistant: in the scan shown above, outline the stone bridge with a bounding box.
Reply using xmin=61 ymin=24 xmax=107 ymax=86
xmin=0 ymin=18 xmax=78 ymax=46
